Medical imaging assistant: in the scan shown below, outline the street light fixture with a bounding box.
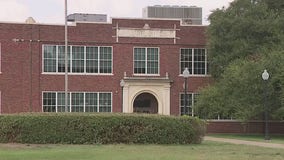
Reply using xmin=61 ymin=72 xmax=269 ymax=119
xmin=262 ymin=69 xmax=270 ymax=140
xmin=120 ymin=79 xmax=125 ymax=111
xmin=262 ymin=69 xmax=269 ymax=80
xmin=182 ymin=68 xmax=190 ymax=115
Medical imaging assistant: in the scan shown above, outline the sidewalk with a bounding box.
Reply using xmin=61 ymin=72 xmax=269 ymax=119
xmin=205 ymin=136 xmax=284 ymax=149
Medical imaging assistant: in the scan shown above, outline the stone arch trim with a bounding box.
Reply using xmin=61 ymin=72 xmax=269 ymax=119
xmin=121 ymin=77 xmax=172 ymax=115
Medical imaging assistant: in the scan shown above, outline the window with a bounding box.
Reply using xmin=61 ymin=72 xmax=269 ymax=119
xmin=58 ymin=45 xmax=71 ymax=73
xmin=43 ymin=45 xmax=57 ymax=72
xmin=42 ymin=92 xmax=112 ymax=112
xmin=43 ymin=45 xmax=112 ymax=74
xmin=99 ymin=47 xmax=112 ymax=73
xmin=72 ymin=46 xmax=84 ymax=73
xmin=134 ymin=47 xmax=159 ymax=75
xmin=180 ymin=48 xmax=207 ymax=75
xmin=85 ymin=93 xmax=98 ymax=112
xmin=86 ymin=47 xmax=98 ymax=73
xmin=57 ymin=92 xmax=70 ymax=112
xmin=42 ymin=92 xmax=56 ymax=112
xmin=180 ymin=93 xmax=199 ymax=116
xmin=99 ymin=93 xmax=112 ymax=112
xmin=71 ymin=93 xmax=84 ymax=112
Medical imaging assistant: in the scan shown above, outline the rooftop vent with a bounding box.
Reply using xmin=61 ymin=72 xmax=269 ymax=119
xmin=25 ymin=17 xmax=36 ymax=24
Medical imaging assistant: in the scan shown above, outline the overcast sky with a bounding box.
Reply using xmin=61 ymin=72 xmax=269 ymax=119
xmin=0 ymin=0 xmax=234 ymax=25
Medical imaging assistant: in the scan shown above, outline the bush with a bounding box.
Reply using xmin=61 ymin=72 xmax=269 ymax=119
xmin=0 ymin=113 xmax=206 ymax=144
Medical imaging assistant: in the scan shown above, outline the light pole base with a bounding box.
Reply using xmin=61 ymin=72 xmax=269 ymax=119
xmin=264 ymin=136 xmax=271 ymax=141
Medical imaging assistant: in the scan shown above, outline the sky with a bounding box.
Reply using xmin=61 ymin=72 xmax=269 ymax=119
xmin=0 ymin=0 xmax=234 ymax=25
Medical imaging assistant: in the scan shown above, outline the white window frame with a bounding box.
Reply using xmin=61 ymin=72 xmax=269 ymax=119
xmin=133 ymin=47 xmax=160 ymax=76
xmin=179 ymin=48 xmax=208 ymax=77
xmin=42 ymin=91 xmax=112 ymax=113
xmin=42 ymin=45 xmax=113 ymax=75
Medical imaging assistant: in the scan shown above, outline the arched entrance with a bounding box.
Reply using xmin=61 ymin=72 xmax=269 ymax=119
xmin=133 ymin=93 xmax=158 ymax=114
xmin=121 ymin=76 xmax=171 ymax=115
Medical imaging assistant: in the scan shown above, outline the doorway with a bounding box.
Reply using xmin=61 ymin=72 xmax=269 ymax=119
xmin=133 ymin=93 xmax=158 ymax=114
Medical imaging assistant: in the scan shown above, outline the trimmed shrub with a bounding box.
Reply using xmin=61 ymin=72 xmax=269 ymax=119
xmin=0 ymin=113 xmax=206 ymax=144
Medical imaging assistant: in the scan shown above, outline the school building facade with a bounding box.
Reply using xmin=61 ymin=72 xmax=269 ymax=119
xmin=0 ymin=18 xmax=211 ymax=115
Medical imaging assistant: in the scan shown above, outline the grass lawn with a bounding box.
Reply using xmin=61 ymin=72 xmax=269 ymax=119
xmin=207 ymin=134 xmax=284 ymax=144
xmin=0 ymin=141 xmax=283 ymax=160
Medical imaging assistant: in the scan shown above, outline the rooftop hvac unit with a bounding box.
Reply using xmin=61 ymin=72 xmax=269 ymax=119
xmin=67 ymin=13 xmax=107 ymax=22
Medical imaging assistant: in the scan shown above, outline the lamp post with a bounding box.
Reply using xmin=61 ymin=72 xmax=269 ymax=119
xmin=64 ymin=0 xmax=69 ymax=112
xmin=182 ymin=68 xmax=190 ymax=115
xmin=262 ymin=69 xmax=270 ymax=140
xmin=120 ymin=79 xmax=125 ymax=111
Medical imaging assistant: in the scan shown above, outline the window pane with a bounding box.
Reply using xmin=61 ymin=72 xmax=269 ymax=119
xmin=180 ymin=93 xmax=192 ymax=116
xmin=86 ymin=47 xmax=98 ymax=73
xmin=180 ymin=49 xmax=192 ymax=74
xmin=99 ymin=47 xmax=112 ymax=73
xmin=193 ymin=49 xmax=206 ymax=75
xmin=58 ymin=46 xmax=71 ymax=72
xmin=147 ymin=48 xmax=159 ymax=74
xmin=71 ymin=93 xmax=84 ymax=112
xmin=99 ymin=93 xmax=111 ymax=112
xmin=147 ymin=61 xmax=158 ymax=74
xmin=134 ymin=48 xmax=146 ymax=74
xmin=44 ymin=59 xmax=56 ymax=72
xmin=134 ymin=61 xmax=145 ymax=73
xmin=72 ymin=46 xmax=85 ymax=73
xmin=85 ymin=93 xmax=98 ymax=112
xmin=43 ymin=92 xmax=56 ymax=112
xmin=194 ymin=62 xmax=205 ymax=74
xmin=57 ymin=92 xmax=70 ymax=112
xmin=99 ymin=61 xmax=111 ymax=73
xmin=134 ymin=48 xmax=146 ymax=60
xmin=147 ymin=48 xmax=158 ymax=60
xmin=43 ymin=45 xmax=56 ymax=72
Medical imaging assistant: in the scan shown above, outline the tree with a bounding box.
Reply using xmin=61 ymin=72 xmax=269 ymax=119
xmin=207 ymin=0 xmax=284 ymax=78
xmin=196 ymin=51 xmax=284 ymax=120
xmin=264 ymin=0 xmax=284 ymax=11
xmin=195 ymin=0 xmax=284 ymax=121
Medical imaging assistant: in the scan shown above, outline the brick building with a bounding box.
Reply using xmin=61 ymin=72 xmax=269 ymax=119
xmin=0 ymin=18 xmax=211 ymax=115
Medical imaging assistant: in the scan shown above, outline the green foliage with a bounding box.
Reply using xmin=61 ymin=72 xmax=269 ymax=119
xmin=197 ymin=0 xmax=284 ymax=121
xmin=208 ymin=0 xmax=284 ymax=78
xmin=264 ymin=0 xmax=284 ymax=11
xmin=196 ymin=51 xmax=284 ymax=120
xmin=0 ymin=113 xmax=206 ymax=144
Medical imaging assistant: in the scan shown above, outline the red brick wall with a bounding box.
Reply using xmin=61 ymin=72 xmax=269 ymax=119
xmin=207 ymin=120 xmax=284 ymax=134
xmin=0 ymin=18 xmax=210 ymax=114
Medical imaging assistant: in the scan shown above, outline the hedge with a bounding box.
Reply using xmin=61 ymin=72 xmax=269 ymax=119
xmin=0 ymin=113 xmax=206 ymax=144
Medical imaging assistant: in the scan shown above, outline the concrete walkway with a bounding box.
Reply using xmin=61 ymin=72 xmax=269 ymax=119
xmin=205 ymin=136 xmax=284 ymax=149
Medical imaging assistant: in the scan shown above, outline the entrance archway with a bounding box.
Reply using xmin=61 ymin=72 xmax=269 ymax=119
xmin=121 ymin=77 xmax=171 ymax=115
xmin=133 ymin=93 xmax=158 ymax=114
